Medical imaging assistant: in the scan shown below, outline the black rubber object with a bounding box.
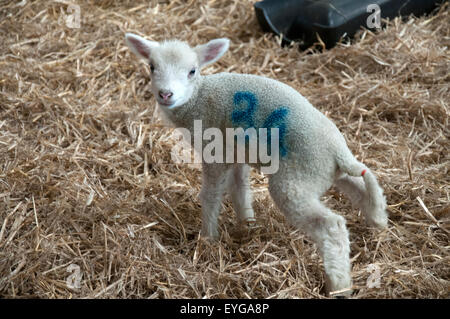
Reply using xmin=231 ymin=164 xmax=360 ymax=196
xmin=254 ymin=0 xmax=447 ymax=49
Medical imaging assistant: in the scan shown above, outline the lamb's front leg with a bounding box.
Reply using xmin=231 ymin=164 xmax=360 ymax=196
xmin=229 ymin=164 xmax=255 ymax=226
xmin=200 ymin=163 xmax=230 ymax=239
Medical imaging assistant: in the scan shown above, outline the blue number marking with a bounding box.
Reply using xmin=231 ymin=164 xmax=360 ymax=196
xmin=231 ymin=91 xmax=257 ymax=128
xmin=262 ymin=107 xmax=289 ymax=157
xmin=231 ymin=91 xmax=289 ymax=157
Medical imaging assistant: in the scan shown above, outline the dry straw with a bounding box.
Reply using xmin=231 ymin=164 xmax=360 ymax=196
xmin=0 ymin=0 xmax=448 ymax=298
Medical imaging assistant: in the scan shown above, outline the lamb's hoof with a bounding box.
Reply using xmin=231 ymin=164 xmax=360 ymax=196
xmin=200 ymin=229 xmax=219 ymax=241
xmin=326 ymin=275 xmax=353 ymax=298
xmin=366 ymin=210 xmax=388 ymax=230
xmin=244 ymin=217 xmax=257 ymax=229
xmin=328 ymin=287 xmax=353 ymax=299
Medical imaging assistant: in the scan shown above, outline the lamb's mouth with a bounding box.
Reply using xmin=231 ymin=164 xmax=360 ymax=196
xmin=157 ymin=99 xmax=175 ymax=107
xmin=158 ymin=100 xmax=183 ymax=110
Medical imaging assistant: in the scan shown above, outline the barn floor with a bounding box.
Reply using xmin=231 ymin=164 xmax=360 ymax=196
xmin=0 ymin=0 xmax=448 ymax=298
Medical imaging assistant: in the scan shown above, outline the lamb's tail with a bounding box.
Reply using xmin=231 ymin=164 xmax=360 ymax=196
xmin=336 ymin=153 xmax=388 ymax=229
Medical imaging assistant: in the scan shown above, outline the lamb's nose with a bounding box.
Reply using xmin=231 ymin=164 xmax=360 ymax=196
xmin=159 ymin=90 xmax=173 ymax=101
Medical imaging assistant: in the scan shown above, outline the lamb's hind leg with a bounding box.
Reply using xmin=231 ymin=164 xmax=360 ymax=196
xmin=269 ymin=174 xmax=352 ymax=297
xmin=335 ymin=173 xmax=387 ymax=228
xmin=334 ymin=174 xmax=367 ymax=211
xmin=228 ymin=164 xmax=255 ymax=226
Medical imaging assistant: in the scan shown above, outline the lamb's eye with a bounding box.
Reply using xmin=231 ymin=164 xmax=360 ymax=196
xmin=149 ymin=63 xmax=155 ymax=73
xmin=188 ymin=68 xmax=196 ymax=78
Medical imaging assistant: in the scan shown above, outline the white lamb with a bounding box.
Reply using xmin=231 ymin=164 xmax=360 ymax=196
xmin=125 ymin=33 xmax=388 ymax=297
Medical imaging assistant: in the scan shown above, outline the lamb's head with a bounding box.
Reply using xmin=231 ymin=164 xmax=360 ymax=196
xmin=125 ymin=33 xmax=229 ymax=109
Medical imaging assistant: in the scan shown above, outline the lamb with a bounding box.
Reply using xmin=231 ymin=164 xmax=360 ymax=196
xmin=124 ymin=33 xmax=388 ymax=297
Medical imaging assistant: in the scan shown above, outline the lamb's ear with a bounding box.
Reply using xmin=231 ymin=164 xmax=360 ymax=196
xmin=195 ymin=38 xmax=230 ymax=68
xmin=125 ymin=33 xmax=158 ymax=61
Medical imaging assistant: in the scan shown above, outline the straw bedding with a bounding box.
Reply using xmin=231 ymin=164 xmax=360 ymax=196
xmin=0 ymin=0 xmax=448 ymax=298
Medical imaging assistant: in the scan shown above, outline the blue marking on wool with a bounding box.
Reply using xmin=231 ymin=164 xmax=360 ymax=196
xmin=231 ymin=91 xmax=257 ymax=128
xmin=231 ymin=91 xmax=289 ymax=157
xmin=262 ymin=107 xmax=289 ymax=157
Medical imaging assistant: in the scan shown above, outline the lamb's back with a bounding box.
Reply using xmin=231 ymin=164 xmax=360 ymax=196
xmin=199 ymin=73 xmax=347 ymax=161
